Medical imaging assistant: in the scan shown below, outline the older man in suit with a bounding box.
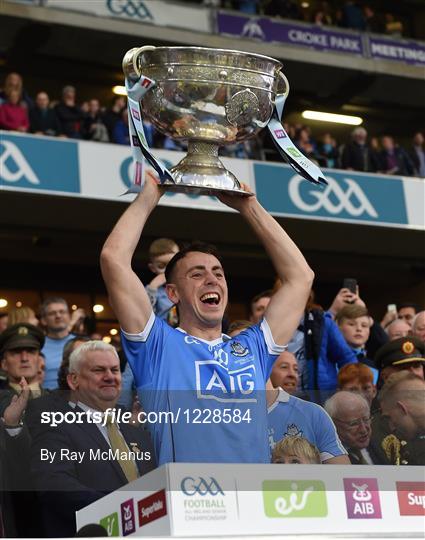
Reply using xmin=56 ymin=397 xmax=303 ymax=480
xmin=324 ymin=391 xmax=384 ymax=464
xmin=31 ymin=341 xmax=156 ymax=537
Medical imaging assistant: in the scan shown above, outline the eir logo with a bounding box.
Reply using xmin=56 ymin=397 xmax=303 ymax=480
xmin=274 ymin=129 xmax=286 ymax=139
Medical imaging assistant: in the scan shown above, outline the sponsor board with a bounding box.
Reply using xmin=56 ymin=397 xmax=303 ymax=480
xmin=44 ymin=0 xmax=210 ymax=32
xmin=138 ymin=489 xmax=167 ymax=527
xmin=254 ymin=163 xmax=409 ymax=226
xmin=263 ymin=480 xmax=328 ymax=518
xmin=120 ymin=498 xmax=136 ymax=536
xmin=343 ymin=478 xmax=382 ymax=519
xmin=99 ymin=511 xmax=119 ymax=537
xmin=396 ymin=482 xmax=425 ymax=516
xmin=217 ymin=12 xmax=363 ymax=56
xmin=1 ymin=132 xmax=423 ymax=229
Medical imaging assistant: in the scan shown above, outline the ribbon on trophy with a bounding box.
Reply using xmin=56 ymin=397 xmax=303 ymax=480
xmin=124 ymin=75 xmax=174 ymax=193
xmin=267 ymin=90 xmax=328 ymax=186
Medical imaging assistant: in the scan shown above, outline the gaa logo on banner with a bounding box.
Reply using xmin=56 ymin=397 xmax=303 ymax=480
xmin=106 ymin=0 xmax=153 ymax=21
xmin=263 ymin=480 xmax=327 ymax=518
xmin=99 ymin=511 xmax=119 ymax=537
xmin=181 ymin=476 xmax=224 ymax=496
xmin=0 ymin=134 xmax=80 ymax=193
xmin=254 ymin=163 xmax=408 ymax=225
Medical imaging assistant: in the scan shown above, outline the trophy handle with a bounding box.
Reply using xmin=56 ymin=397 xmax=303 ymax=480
xmin=276 ymin=70 xmax=290 ymax=100
xmin=122 ymin=46 xmax=156 ymax=80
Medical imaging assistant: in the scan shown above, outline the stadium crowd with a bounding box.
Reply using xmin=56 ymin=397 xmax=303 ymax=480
xmin=0 ymin=224 xmax=424 ymax=536
xmin=199 ymin=0 xmax=414 ymax=39
xmin=1 ymin=72 xmax=424 ymax=177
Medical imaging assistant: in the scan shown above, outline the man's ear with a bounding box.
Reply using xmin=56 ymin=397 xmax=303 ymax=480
xmin=165 ymin=283 xmax=179 ymax=304
xmin=371 ymin=385 xmax=377 ymax=399
xmin=0 ymin=356 xmax=6 ymax=372
xmin=67 ymin=372 xmax=79 ymax=391
xmin=396 ymin=400 xmax=409 ymax=415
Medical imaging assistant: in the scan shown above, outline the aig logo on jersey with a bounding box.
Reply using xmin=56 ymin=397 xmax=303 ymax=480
xmin=195 ymin=360 xmax=257 ymax=402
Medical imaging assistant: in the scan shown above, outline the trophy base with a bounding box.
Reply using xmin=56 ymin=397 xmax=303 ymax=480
xmin=166 ymin=141 xmax=252 ymax=197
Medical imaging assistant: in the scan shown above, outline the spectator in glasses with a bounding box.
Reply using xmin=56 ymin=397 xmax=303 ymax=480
xmin=325 ymin=391 xmax=383 ymax=464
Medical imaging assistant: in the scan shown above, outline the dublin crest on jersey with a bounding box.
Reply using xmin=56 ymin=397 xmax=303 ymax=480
xmin=284 ymin=424 xmax=303 ymax=438
xmin=230 ymin=341 xmax=249 ymax=357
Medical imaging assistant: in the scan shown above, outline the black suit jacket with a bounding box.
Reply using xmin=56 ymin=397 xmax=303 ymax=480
xmin=30 ymin=408 xmax=156 ymax=537
xmin=347 ymin=445 xmax=384 ymax=465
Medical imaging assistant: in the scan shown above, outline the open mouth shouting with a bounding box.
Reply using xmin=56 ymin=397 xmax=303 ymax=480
xmin=200 ymin=292 xmax=221 ymax=307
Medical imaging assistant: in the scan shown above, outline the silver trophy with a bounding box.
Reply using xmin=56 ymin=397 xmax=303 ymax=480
xmin=123 ymin=46 xmax=289 ymax=196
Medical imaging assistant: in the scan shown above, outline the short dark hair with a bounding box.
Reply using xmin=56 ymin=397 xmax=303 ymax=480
xmin=165 ymin=241 xmax=222 ymax=283
xmin=250 ymin=290 xmax=273 ymax=309
xmin=398 ymin=302 xmax=420 ymax=313
xmin=58 ymin=336 xmax=91 ymax=390
xmin=40 ymin=297 xmax=69 ymax=317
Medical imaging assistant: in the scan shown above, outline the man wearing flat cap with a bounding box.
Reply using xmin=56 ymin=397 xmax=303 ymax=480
xmin=0 ymin=323 xmax=46 ymax=417
xmin=371 ymin=336 xmax=425 ymax=465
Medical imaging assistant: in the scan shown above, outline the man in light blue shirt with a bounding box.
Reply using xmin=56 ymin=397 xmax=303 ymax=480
xmin=40 ymin=298 xmax=75 ymax=389
xmin=101 ymin=172 xmax=314 ymax=465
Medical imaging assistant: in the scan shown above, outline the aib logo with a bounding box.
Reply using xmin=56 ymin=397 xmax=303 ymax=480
xmin=181 ymin=477 xmax=225 ymax=496
xmin=107 ymin=0 xmax=153 ymax=21
xmin=120 ymin=499 xmax=136 ymax=536
xmin=263 ymin=480 xmax=327 ymax=518
xmin=289 ymin=174 xmax=378 ymax=218
xmin=274 ymin=129 xmax=286 ymax=139
xmin=99 ymin=511 xmax=119 ymax=537
xmin=343 ymin=478 xmax=382 ymax=519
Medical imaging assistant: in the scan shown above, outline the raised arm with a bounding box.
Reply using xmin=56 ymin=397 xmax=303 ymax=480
xmin=219 ymin=189 xmax=314 ymax=346
xmin=100 ymin=172 xmax=163 ymax=333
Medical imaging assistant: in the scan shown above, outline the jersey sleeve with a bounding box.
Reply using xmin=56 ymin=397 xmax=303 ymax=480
xmin=120 ymin=311 xmax=170 ymax=388
xmin=311 ymin=403 xmax=348 ymax=461
xmin=241 ymin=317 xmax=287 ymax=378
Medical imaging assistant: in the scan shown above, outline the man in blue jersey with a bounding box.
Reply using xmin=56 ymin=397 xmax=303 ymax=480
xmin=266 ymin=380 xmax=349 ymax=464
xmin=100 ymin=172 xmax=314 ymax=465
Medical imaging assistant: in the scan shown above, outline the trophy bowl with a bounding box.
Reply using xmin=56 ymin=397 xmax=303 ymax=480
xmin=123 ymin=46 xmax=288 ymax=196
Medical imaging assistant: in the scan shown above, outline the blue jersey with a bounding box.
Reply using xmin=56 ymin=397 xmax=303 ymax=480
xmin=42 ymin=333 xmax=75 ymax=390
xmin=121 ymin=313 xmax=284 ymax=465
xmin=268 ymin=388 xmax=347 ymax=462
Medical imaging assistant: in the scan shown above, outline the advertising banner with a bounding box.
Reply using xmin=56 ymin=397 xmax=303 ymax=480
xmin=254 ymin=162 xmax=412 ymax=227
xmin=217 ymin=11 xmax=364 ymax=56
xmin=44 ymin=0 xmax=210 ymax=33
xmin=76 ymin=463 xmax=425 ymax=536
xmin=1 ymin=132 xmax=424 ymax=230
xmin=369 ymin=36 xmax=425 ymax=66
